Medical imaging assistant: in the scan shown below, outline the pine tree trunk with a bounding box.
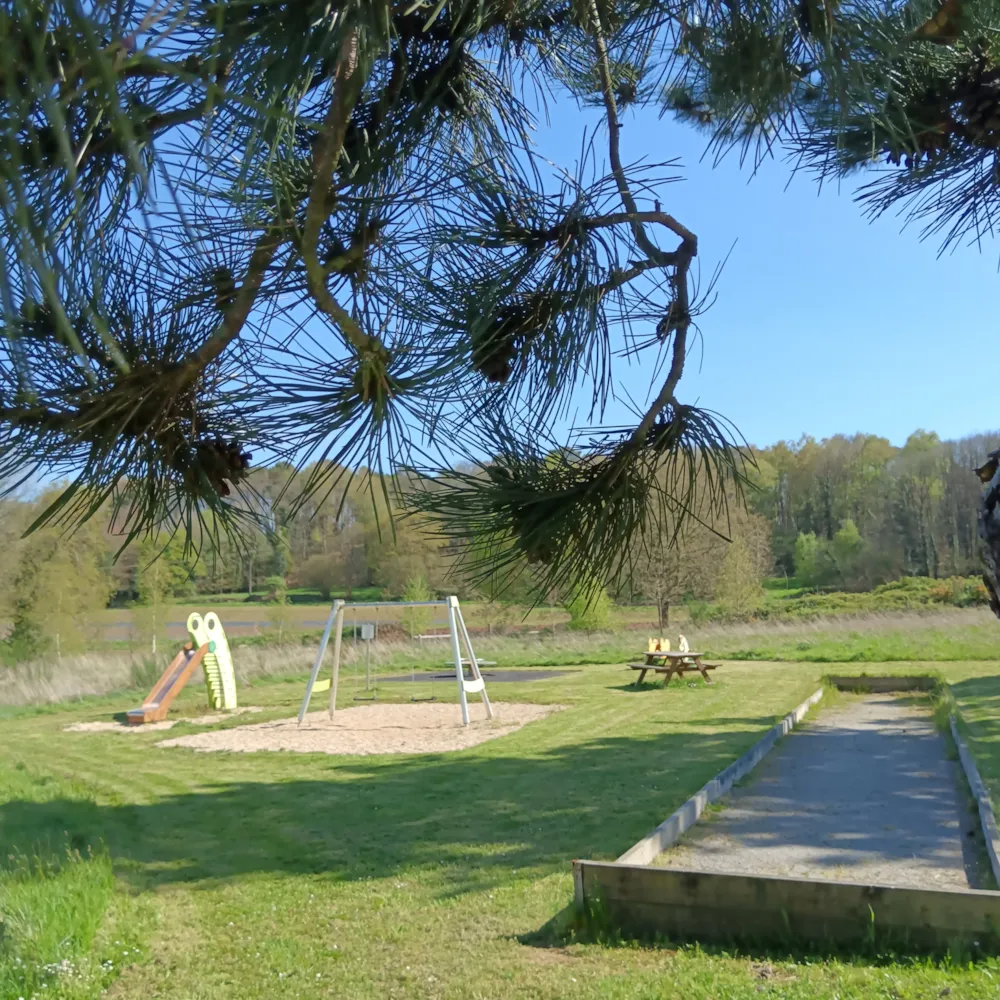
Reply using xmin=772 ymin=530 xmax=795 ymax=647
xmin=980 ymin=460 xmax=1000 ymax=618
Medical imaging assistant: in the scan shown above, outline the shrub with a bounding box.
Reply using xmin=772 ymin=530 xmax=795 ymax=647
xmin=793 ymin=532 xmax=825 ymax=587
xmin=715 ymin=537 xmax=764 ymax=618
xmin=402 ymin=576 xmax=434 ymax=637
xmin=564 ymin=584 xmax=613 ymax=631
xmin=297 ymin=556 xmax=338 ymax=600
xmin=685 ymin=600 xmax=715 ymax=625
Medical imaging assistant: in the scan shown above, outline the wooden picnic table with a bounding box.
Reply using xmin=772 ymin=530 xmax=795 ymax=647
xmin=628 ymin=650 xmax=719 ymax=686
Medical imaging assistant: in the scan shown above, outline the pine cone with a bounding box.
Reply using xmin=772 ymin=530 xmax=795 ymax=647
xmin=954 ymin=61 xmax=1000 ymax=146
xmin=191 ymin=435 xmax=252 ymax=498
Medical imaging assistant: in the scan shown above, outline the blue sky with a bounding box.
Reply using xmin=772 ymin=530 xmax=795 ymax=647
xmin=531 ymin=100 xmax=999 ymax=450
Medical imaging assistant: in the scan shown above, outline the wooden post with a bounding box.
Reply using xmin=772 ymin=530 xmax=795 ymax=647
xmin=329 ymin=603 xmax=346 ymax=720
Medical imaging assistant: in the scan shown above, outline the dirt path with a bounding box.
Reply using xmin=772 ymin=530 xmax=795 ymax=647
xmin=655 ymin=694 xmax=990 ymax=889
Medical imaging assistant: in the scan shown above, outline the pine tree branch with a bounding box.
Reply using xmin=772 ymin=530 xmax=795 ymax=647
xmin=586 ymin=0 xmax=697 ymax=447
xmin=491 ymin=211 xmax=689 ymax=259
xmin=587 ymin=0 xmax=694 ymax=266
xmin=175 ymin=224 xmax=285 ymax=380
xmin=62 ymin=103 xmax=210 ymax=171
xmin=591 ymin=211 xmax=696 ymax=245
xmin=301 ymin=29 xmax=369 ymax=353
xmin=145 ymin=103 xmax=214 ymax=134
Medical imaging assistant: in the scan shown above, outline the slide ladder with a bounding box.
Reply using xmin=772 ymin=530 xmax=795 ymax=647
xmin=187 ymin=612 xmax=238 ymax=711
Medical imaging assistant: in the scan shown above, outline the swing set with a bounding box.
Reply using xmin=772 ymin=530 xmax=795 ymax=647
xmin=297 ymin=596 xmax=493 ymax=726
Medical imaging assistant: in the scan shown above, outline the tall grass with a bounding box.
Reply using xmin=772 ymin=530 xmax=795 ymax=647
xmin=3 ymin=607 xmax=1000 ymax=708
xmin=0 ymin=846 xmax=136 ymax=1000
xmin=698 ymin=607 xmax=1000 ymax=662
xmin=0 ymin=645 xmax=312 ymax=707
xmin=0 ymin=634 xmax=634 ymax=707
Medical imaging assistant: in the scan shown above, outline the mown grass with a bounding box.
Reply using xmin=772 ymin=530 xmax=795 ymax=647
xmin=4 ymin=658 xmax=1000 ymax=998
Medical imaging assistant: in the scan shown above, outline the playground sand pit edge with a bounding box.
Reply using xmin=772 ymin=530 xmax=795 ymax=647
xmin=155 ymin=701 xmax=564 ymax=755
xmin=65 ymin=719 xmax=178 ymax=732
xmin=63 ymin=706 xmax=265 ymax=733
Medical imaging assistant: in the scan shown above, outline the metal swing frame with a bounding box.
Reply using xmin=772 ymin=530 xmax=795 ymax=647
xmin=297 ymin=597 xmax=493 ymax=726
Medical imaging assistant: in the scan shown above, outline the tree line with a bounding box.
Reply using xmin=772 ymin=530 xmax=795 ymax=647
xmin=750 ymin=430 xmax=996 ymax=590
xmin=0 ymin=427 xmax=994 ymax=660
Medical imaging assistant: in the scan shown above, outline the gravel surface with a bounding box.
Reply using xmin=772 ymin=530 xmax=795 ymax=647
xmin=156 ymin=701 xmax=563 ymax=755
xmin=655 ymin=694 xmax=989 ymax=889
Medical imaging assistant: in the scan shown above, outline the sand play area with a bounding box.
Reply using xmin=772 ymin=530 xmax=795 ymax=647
xmin=155 ymin=701 xmax=563 ymax=755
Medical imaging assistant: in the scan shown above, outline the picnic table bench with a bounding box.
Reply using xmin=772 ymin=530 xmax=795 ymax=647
xmin=628 ymin=650 xmax=720 ymax=686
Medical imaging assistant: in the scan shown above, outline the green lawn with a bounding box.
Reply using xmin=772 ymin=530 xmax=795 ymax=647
xmin=4 ymin=660 xmax=1000 ymax=998
xmin=102 ymin=597 xmax=658 ymax=624
xmin=709 ymin=619 xmax=1000 ymax=662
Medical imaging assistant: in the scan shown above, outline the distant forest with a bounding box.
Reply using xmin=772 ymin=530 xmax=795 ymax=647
xmin=749 ymin=431 xmax=997 ymax=590
xmin=1 ymin=429 xmax=996 ymax=658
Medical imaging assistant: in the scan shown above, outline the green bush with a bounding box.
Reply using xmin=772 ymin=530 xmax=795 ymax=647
xmin=402 ymin=577 xmax=434 ymax=637
xmin=564 ymin=584 xmax=613 ymax=631
xmin=793 ymin=532 xmax=825 ymax=586
xmin=686 ymin=600 xmax=713 ymax=625
xmin=681 ymin=575 xmax=989 ymax=624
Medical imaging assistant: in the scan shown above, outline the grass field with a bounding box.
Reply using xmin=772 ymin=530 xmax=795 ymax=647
xmin=94 ymin=599 xmax=660 ymax=637
xmin=4 ymin=652 xmax=1000 ymax=999
xmin=7 ymin=608 xmax=1000 ymax=709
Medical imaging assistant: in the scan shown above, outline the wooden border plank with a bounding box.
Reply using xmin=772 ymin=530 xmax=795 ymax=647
xmin=950 ymin=716 xmax=1000 ymax=887
xmin=826 ymin=675 xmax=937 ymax=693
xmin=574 ymin=860 xmax=1000 ymax=952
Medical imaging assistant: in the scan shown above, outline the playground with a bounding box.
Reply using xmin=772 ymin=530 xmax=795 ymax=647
xmin=5 ymin=601 xmax=1000 ymax=998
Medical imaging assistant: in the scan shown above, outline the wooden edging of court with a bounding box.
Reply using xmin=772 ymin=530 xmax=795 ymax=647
xmin=571 ymin=860 xmax=1000 ymax=952
xmin=950 ymin=716 xmax=1000 ymax=887
xmin=575 ymin=673 xmax=1000 ymax=951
